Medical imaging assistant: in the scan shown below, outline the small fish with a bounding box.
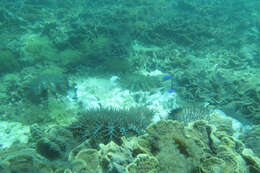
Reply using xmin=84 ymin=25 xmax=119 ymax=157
xmin=168 ymin=107 xmax=183 ymax=119
xmin=163 ymin=75 xmax=172 ymax=81
xmin=168 ymin=89 xmax=175 ymax=93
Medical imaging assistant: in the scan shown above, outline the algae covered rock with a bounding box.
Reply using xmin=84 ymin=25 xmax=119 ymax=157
xmin=0 ymin=49 xmax=19 ymax=74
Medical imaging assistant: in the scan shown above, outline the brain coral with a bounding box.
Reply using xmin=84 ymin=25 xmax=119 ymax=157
xmin=69 ymin=107 xmax=153 ymax=146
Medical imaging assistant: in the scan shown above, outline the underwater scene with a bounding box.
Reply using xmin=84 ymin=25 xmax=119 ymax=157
xmin=0 ymin=0 xmax=260 ymax=172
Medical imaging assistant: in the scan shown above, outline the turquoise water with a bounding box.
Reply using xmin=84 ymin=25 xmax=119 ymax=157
xmin=0 ymin=0 xmax=259 ymax=172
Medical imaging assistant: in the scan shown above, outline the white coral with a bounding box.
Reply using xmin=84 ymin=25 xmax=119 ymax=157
xmin=69 ymin=75 xmax=177 ymax=122
xmin=75 ymin=76 xmax=137 ymax=110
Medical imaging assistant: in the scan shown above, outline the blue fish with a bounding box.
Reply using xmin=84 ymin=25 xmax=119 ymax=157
xmin=168 ymin=89 xmax=175 ymax=93
xmin=163 ymin=75 xmax=172 ymax=81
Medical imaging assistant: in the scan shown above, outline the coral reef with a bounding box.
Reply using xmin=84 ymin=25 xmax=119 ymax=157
xmin=130 ymin=42 xmax=259 ymax=124
xmin=143 ymin=120 xmax=260 ymax=173
xmin=1 ymin=119 xmax=260 ymax=172
xmin=119 ymin=74 xmax=161 ymax=92
xmin=63 ymin=120 xmax=260 ymax=173
xmin=0 ymin=0 xmax=259 ymax=172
